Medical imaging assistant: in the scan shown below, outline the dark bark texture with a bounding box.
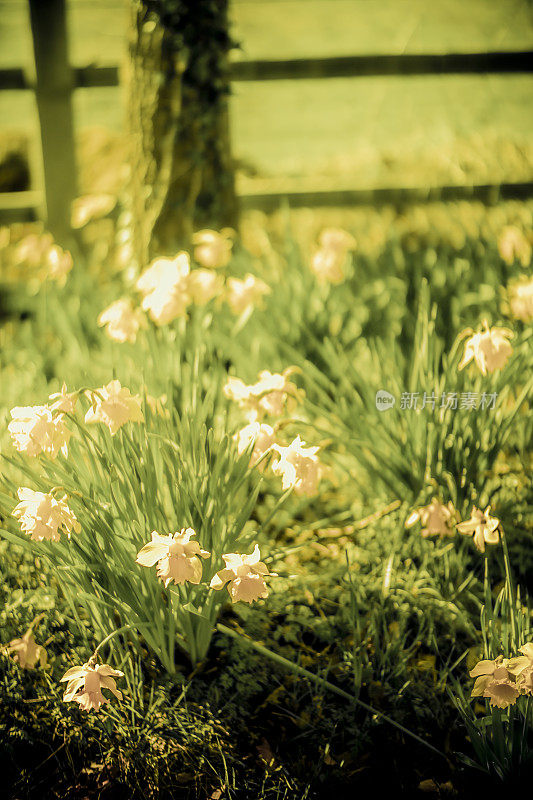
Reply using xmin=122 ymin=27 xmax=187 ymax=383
xmin=128 ymin=0 xmax=238 ymax=265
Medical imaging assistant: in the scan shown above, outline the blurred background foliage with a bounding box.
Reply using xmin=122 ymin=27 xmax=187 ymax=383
xmin=0 ymin=0 xmax=532 ymax=198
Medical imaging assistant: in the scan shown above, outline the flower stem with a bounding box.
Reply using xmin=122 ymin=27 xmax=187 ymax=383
xmin=93 ymin=625 xmax=134 ymax=658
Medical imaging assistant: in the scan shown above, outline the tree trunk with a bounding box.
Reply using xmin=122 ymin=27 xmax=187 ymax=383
xmin=127 ymin=0 xmax=238 ymax=267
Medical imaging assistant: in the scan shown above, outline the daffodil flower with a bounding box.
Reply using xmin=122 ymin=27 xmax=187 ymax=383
xmin=457 ymin=505 xmax=501 ymax=552
xmin=61 ymin=661 xmax=124 ymax=712
xmin=136 ymin=529 xmax=210 ymax=587
xmin=458 ymin=321 xmax=513 ymax=375
xmin=210 ymin=544 xmax=271 ymax=604
xmin=85 ymin=380 xmax=144 ymax=435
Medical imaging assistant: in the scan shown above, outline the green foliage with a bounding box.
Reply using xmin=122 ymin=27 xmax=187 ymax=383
xmin=295 ymin=281 xmax=532 ymax=513
xmin=0 ymin=334 xmax=269 ymax=669
xmin=450 ymin=550 xmax=533 ymax=783
xmin=1 ymin=201 xmax=532 ymax=793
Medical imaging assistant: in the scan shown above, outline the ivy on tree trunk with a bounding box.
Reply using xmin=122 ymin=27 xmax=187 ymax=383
xmin=127 ymin=0 xmax=238 ymax=266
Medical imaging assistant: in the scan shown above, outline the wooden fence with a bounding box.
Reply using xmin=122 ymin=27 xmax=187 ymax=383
xmin=0 ymin=0 xmax=532 ymax=237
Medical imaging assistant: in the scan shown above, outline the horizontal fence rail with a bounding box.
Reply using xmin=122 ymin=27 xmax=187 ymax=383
xmin=241 ymin=181 xmax=533 ymax=211
xmin=0 ymin=50 xmax=531 ymax=92
xmin=229 ymin=50 xmax=533 ymax=81
xmin=0 ymin=65 xmax=120 ymax=91
xmin=2 ymin=181 xmax=532 ymax=225
xmin=0 ymin=190 xmax=40 ymax=223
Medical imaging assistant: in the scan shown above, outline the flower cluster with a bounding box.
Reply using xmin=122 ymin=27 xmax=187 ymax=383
xmin=98 ymin=297 xmax=146 ymax=343
xmin=9 ymin=380 xmax=145 ymax=459
xmin=405 ymin=498 xmax=502 ymax=554
xmin=9 ymin=380 xmax=145 ymax=549
xmin=226 ymin=368 xmax=322 ymax=496
xmin=98 ymin=235 xmax=272 ymax=337
xmin=470 ymin=643 xmax=533 ymax=708
xmin=224 ymin=368 xmax=302 ymax=422
xmin=14 ymin=233 xmax=74 ymax=285
xmin=310 ymin=228 xmax=356 ymax=284
xmin=6 ymin=214 xmax=527 ymax=730
xmin=12 ymin=488 xmax=80 ymax=542
xmin=136 ymin=253 xmax=191 ymax=325
xmin=8 ymin=404 xmax=71 ymax=458
xmin=136 ymin=530 xmax=273 ymax=604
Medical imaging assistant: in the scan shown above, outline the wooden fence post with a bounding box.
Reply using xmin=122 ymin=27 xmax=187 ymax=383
xmin=28 ymin=0 xmax=77 ymax=242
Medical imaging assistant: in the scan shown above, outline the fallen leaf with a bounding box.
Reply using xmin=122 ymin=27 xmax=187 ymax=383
xmin=257 ymin=738 xmax=275 ymax=765
xmin=418 ymin=779 xmax=439 ymax=793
